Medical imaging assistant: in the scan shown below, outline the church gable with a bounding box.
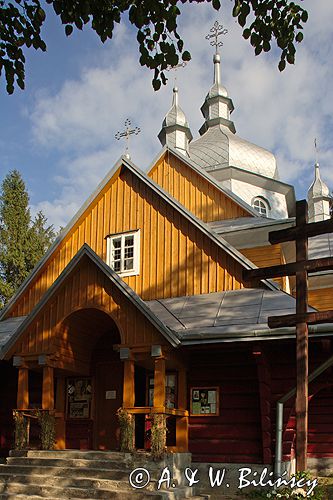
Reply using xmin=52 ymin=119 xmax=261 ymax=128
xmin=4 ymin=159 xmax=250 ymax=320
xmin=5 ymin=249 xmax=173 ymax=368
xmin=148 ymin=149 xmax=253 ymax=223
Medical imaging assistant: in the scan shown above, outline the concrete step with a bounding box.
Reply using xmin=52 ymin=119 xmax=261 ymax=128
xmin=0 ymin=464 xmax=128 ymax=481
xmin=0 ymin=481 xmax=164 ymax=499
xmin=9 ymin=450 xmax=130 ymax=460
xmin=6 ymin=456 xmax=128 ymax=470
xmin=0 ymin=493 xmax=162 ymax=500
xmin=0 ymin=473 xmax=135 ymax=491
xmin=0 ymin=450 xmax=196 ymax=499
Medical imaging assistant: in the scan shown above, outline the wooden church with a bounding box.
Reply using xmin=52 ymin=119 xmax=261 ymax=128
xmin=1 ymin=31 xmax=333 ymax=478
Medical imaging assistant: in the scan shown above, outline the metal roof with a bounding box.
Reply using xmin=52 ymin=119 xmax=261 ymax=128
xmin=146 ymin=288 xmax=320 ymax=344
xmin=189 ymin=124 xmax=278 ymax=180
xmin=309 ymin=233 xmax=333 ymax=259
xmin=0 ymin=317 xmax=27 ymax=354
xmin=208 ymin=217 xmax=295 ymax=234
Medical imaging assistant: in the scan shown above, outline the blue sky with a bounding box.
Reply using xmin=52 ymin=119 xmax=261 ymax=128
xmin=1 ymin=0 xmax=333 ymax=229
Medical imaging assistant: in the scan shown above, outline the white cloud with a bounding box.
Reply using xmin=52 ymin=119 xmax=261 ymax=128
xmin=30 ymin=0 xmax=333 ymax=228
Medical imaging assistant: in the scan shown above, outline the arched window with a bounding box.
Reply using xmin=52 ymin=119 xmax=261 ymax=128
xmin=252 ymin=197 xmax=270 ymax=217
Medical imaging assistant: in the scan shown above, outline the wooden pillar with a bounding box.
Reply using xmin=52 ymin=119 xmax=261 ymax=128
xmin=55 ymin=376 xmax=66 ymax=449
xmin=42 ymin=366 xmax=54 ymax=410
xmin=176 ymin=367 xmax=188 ymax=452
xmin=295 ymin=201 xmax=308 ymax=472
xmin=153 ymin=357 xmax=166 ymax=409
xmin=17 ymin=367 xmax=29 ymax=409
xmin=123 ymin=359 xmax=135 ymax=408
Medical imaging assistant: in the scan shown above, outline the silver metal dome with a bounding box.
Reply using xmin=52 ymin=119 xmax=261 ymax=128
xmin=188 ymin=52 xmax=279 ymax=180
xmin=308 ymin=162 xmax=330 ymax=198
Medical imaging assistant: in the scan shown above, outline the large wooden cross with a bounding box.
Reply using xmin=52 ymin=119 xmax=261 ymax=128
xmin=244 ymin=200 xmax=333 ymax=471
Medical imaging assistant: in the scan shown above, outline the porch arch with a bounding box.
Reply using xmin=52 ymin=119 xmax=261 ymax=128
xmin=54 ymin=307 xmax=122 ymax=374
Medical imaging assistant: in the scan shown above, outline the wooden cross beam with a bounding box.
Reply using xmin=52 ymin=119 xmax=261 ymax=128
xmin=243 ymin=200 xmax=333 ymax=472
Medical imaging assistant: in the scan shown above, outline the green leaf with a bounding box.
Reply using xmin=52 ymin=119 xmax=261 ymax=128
xmin=301 ymin=10 xmax=308 ymax=23
xmin=152 ymin=78 xmax=161 ymax=91
xmin=212 ymin=0 xmax=221 ymax=11
xmin=243 ymin=28 xmax=251 ymax=40
xmin=278 ymin=59 xmax=286 ymax=72
xmin=65 ymin=24 xmax=73 ymax=37
xmin=182 ymin=50 xmax=191 ymax=62
xmin=287 ymin=52 xmax=295 ymax=64
xmin=296 ymin=32 xmax=303 ymax=43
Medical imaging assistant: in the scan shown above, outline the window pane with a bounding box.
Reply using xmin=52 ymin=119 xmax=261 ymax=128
xmin=113 ymin=248 xmax=121 ymax=259
xmin=124 ymin=258 xmax=134 ymax=270
xmin=113 ymin=260 xmax=121 ymax=272
xmin=125 ymin=236 xmax=134 ymax=246
xmin=112 ymin=238 xmax=121 ymax=248
xmin=124 ymin=247 xmax=134 ymax=258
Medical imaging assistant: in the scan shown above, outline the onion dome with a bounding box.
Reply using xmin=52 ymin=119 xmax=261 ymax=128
xmin=188 ymin=53 xmax=278 ymax=180
xmin=308 ymin=162 xmax=331 ymax=222
xmin=158 ymin=86 xmax=193 ymax=156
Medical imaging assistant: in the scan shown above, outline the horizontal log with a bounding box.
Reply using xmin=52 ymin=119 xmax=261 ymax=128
xmin=269 ymin=218 xmax=333 ymax=244
xmin=243 ymin=257 xmax=333 ymax=282
xmin=268 ymin=310 xmax=333 ymax=329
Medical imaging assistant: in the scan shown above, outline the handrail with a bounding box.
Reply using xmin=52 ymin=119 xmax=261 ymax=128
xmin=124 ymin=406 xmax=188 ymax=417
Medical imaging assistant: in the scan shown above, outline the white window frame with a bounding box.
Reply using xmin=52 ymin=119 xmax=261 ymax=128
xmin=252 ymin=196 xmax=270 ymax=217
xmin=106 ymin=230 xmax=140 ymax=277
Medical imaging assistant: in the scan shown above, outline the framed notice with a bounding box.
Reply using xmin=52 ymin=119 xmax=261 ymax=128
xmin=66 ymin=378 xmax=92 ymax=419
xmin=190 ymin=387 xmax=219 ymax=416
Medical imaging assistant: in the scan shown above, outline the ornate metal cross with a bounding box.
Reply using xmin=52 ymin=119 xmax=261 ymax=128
xmin=115 ymin=119 xmax=141 ymax=158
xmin=205 ymin=21 xmax=228 ymax=53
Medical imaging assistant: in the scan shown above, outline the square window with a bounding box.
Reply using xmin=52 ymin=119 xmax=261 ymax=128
xmin=106 ymin=230 xmax=140 ymax=276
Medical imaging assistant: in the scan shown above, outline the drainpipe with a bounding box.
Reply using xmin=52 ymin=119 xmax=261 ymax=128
xmin=274 ymin=402 xmax=284 ymax=477
xmin=274 ymin=351 xmax=333 ymax=478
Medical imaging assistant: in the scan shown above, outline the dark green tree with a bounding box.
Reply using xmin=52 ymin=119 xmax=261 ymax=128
xmin=0 ymin=170 xmax=55 ymax=309
xmin=0 ymin=0 xmax=308 ymax=94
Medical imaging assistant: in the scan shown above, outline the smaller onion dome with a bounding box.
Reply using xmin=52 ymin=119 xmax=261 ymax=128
xmin=308 ymin=162 xmax=330 ymax=199
xmin=308 ymin=162 xmax=331 ymax=222
xmin=158 ymin=86 xmax=193 ymax=156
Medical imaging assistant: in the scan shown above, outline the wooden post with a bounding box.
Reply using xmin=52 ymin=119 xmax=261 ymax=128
xmin=55 ymin=376 xmax=66 ymax=449
xmin=243 ymin=200 xmax=333 ymax=473
xmin=295 ymin=201 xmax=308 ymax=471
xmin=42 ymin=366 xmax=54 ymax=410
xmin=176 ymin=367 xmax=188 ymax=452
xmin=123 ymin=359 xmax=135 ymax=408
xmin=153 ymin=357 xmax=166 ymax=409
xmin=17 ymin=367 xmax=29 ymax=409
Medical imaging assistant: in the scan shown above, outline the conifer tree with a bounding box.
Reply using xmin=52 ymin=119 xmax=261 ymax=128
xmin=0 ymin=170 xmax=55 ymax=309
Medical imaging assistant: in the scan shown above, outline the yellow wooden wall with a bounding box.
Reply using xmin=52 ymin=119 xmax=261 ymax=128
xmin=241 ymin=244 xmax=286 ymax=290
xmin=11 ymin=256 xmax=167 ymax=370
xmin=149 ymin=152 xmax=251 ymax=222
xmin=8 ymin=165 xmax=245 ymax=319
xmin=309 ymin=288 xmax=333 ymax=311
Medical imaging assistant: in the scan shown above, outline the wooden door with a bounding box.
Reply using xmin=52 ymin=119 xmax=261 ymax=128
xmin=93 ymin=350 xmax=123 ymax=450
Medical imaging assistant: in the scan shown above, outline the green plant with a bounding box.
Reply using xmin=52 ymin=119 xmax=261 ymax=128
xmin=117 ymin=407 xmax=135 ymax=453
xmin=35 ymin=410 xmax=56 ymax=450
xmin=13 ymin=410 xmax=28 ymax=450
xmin=242 ymin=470 xmax=324 ymax=499
xmin=151 ymin=413 xmax=167 ymax=460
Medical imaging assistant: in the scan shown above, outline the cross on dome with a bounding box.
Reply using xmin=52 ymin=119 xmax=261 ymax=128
xmin=205 ymin=20 xmax=228 ymax=54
